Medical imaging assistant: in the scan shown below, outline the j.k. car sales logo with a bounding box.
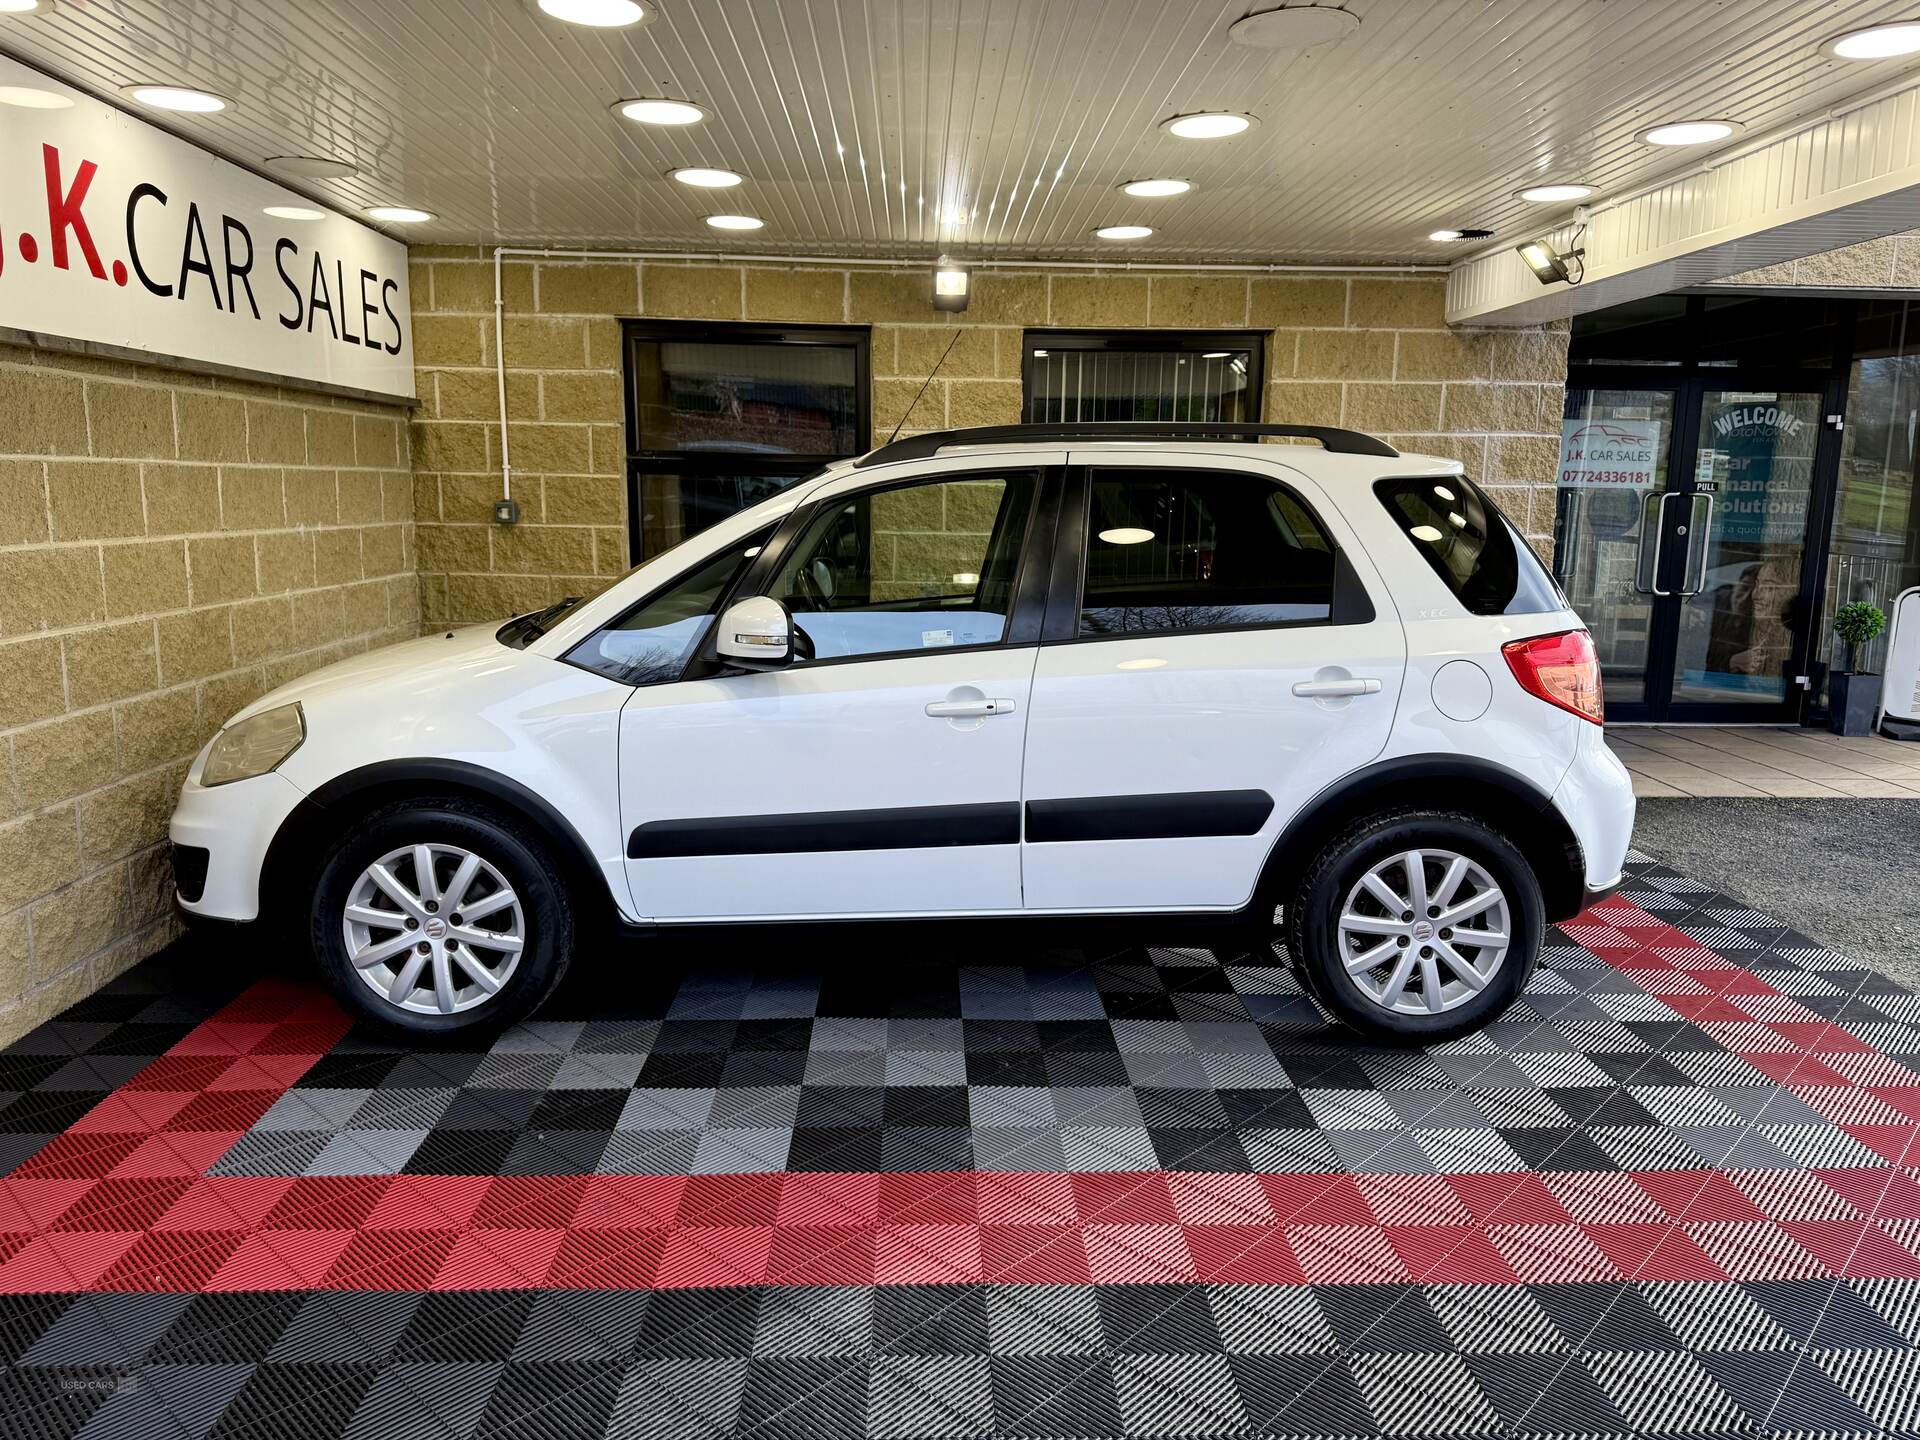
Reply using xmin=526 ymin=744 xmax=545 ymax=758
xmin=0 ymin=60 xmax=410 ymax=401
xmin=5 ymin=142 xmax=404 ymax=355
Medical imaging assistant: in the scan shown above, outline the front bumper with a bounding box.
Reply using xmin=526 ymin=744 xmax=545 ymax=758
xmin=168 ymin=768 xmax=308 ymax=921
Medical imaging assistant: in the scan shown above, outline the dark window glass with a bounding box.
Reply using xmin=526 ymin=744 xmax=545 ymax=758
xmin=770 ymin=473 xmax=1037 ymax=661
xmin=1024 ymin=332 xmax=1262 ymax=422
xmin=1696 ymin=295 xmax=1840 ymax=369
xmin=633 ymin=339 xmax=860 ymax=454
xmin=1078 ymin=470 xmax=1334 ymax=636
xmin=565 ymin=528 xmax=770 ymax=685
xmin=626 ymin=324 xmax=869 ymax=563
xmin=1569 ymin=295 xmax=1690 ymax=367
xmin=1825 ymin=299 xmax=1920 ymax=678
xmin=1375 ymin=474 xmax=1562 ymax=616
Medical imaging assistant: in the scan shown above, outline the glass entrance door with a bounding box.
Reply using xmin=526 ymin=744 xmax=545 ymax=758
xmin=1554 ymin=379 xmax=1836 ymax=722
xmin=1668 ymin=388 xmax=1820 ymax=714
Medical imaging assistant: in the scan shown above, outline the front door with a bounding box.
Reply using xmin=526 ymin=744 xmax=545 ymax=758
xmin=617 ymin=464 xmax=1049 ymax=920
xmin=1554 ymin=377 xmax=1840 ymax=722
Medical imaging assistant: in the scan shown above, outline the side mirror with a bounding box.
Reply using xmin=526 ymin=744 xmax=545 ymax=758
xmin=715 ymin=595 xmax=795 ymax=668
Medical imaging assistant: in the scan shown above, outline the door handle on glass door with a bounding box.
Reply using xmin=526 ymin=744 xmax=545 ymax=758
xmin=1291 ymin=678 xmax=1381 ymax=698
xmin=925 ymin=697 xmax=1018 ymax=718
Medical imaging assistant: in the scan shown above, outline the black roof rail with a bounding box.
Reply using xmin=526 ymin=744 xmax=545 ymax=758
xmin=853 ymin=421 xmax=1400 ymax=467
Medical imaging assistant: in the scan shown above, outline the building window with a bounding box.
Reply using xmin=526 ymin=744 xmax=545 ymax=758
xmin=624 ymin=321 xmax=870 ymax=562
xmin=1021 ymin=331 xmax=1263 ymax=423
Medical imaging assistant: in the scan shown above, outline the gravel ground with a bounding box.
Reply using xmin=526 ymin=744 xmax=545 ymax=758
xmin=1629 ymin=797 xmax=1920 ymax=987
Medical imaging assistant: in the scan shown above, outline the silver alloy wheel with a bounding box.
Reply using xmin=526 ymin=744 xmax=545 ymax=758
xmin=1335 ymin=848 xmax=1510 ymax=1015
xmin=342 ymin=843 xmax=525 ymax=1016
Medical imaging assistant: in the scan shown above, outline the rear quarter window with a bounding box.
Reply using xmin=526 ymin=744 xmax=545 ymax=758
xmin=1373 ymin=473 xmax=1563 ymax=616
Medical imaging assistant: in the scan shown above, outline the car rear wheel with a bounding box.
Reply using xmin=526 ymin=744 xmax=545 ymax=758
xmin=1287 ymin=809 xmax=1541 ymax=1043
xmin=309 ymin=798 xmax=573 ymax=1036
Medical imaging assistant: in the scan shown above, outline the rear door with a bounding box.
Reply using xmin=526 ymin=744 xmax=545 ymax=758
xmin=1019 ymin=452 xmax=1406 ymax=912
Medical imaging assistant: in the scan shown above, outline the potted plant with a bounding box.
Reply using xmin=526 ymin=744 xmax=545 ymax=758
xmin=1829 ymin=600 xmax=1888 ymax=736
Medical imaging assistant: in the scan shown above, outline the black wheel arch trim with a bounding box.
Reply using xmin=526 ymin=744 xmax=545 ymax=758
xmin=1260 ymin=753 xmax=1588 ymax=921
xmin=263 ymin=758 xmax=612 ymax=912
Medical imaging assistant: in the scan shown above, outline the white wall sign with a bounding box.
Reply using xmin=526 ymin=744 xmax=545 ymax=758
xmin=0 ymin=56 xmax=413 ymax=400
xmin=1558 ymin=418 xmax=1664 ymax=489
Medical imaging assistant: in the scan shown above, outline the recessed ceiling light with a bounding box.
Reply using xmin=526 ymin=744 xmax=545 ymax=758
xmin=267 ymin=155 xmax=357 ymax=179
xmin=366 ymin=205 xmax=433 ymax=223
xmin=0 ymin=0 xmax=42 ymax=12
xmin=264 ymin=205 xmax=326 ymax=220
xmin=1099 ymin=527 xmax=1156 ymax=545
xmin=0 ymin=85 xmax=70 ymax=108
xmin=124 ymin=84 xmax=228 ymax=113
xmin=671 ymin=166 xmax=742 ymax=188
xmin=1828 ymin=22 xmax=1920 ymax=59
xmin=938 ymin=204 xmax=971 ymax=224
xmin=1640 ymin=119 xmax=1739 ymax=146
xmin=1095 ymin=224 xmax=1154 ymax=240
xmin=1429 ymin=229 xmax=1465 ymax=242
xmin=705 ymin=214 xmax=763 ymax=230
xmin=1161 ymin=112 xmax=1255 ymax=140
xmin=1227 ymin=5 xmax=1360 ymax=49
xmin=1201 ymin=351 xmax=1232 ymax=359
xmin=1121 ymin=178 xmax=1192 ymax=198
xmin=614 ymin=98 xmax=706 ymax=126
xmin=535 ymin=0 xmax=647 ymax=27
xmin=1517 ymin=183 xmax=1594 ymax=203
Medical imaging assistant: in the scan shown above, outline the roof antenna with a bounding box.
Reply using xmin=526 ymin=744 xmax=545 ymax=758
xmin=885 ymin=329 xmax=962 ymax=445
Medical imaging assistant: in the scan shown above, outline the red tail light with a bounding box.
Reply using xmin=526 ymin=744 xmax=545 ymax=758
xmin=1502 ymin=629 xmax=1603 ymax=725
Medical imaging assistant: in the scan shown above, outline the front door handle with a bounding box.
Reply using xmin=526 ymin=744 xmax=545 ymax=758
xmin=1292 ymin=678 xmax=1381 ymax=698
xmin=926 ymin=697 xmax=1017 ymax=718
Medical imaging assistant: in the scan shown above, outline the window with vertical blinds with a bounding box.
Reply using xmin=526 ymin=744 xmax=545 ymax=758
xmin=1021 ymin=331 xmax=1263 ymax=424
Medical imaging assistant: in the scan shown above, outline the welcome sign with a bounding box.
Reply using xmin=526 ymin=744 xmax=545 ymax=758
xmin=0 ymin=55 xmax=413 ymax=400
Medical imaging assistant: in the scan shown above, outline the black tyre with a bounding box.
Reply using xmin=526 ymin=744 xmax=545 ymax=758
xmin=308 ymin=796 xmax=574 ymax=1036
xmin=1287 ymin=809 xmax=1541 ymax=1043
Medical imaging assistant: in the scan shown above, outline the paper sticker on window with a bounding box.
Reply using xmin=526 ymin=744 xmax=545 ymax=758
xmin=922 ymin=629 xmax=955 ymax=647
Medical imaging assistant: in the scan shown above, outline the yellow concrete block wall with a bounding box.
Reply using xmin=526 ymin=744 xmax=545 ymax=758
xmin=408 ymin=248 xmax=1569 ymax=626
xmin=0 ymin=345 xmax=414 ymax=1044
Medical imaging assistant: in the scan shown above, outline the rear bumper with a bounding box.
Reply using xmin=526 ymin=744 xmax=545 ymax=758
xmin=1579 ymin=874 xmax=1624 ymax=913
xmin=1550 ymin=721 xmax=1635 ymax=898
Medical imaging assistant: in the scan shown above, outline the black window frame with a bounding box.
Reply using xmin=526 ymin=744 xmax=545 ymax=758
xmin=1020 ymin=329 xmax=1266 ymax=423
xmin=1041 ymin=464 xmax=1373 ymax=646
xmin=623 ymin=319 xmax=872 ymax=565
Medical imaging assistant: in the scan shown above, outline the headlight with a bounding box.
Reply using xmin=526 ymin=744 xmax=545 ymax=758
xmin=201 ymin=703 xmax=305 ymax=786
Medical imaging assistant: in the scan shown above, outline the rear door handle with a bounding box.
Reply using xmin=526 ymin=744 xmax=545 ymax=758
xmin=926 ymin=697 xmax=1017 ymax=718
xmin=1292 ymin=678 xmax=1381 ymax=698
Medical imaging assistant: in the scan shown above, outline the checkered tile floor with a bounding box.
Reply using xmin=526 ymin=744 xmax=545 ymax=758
xmin=6 ymin=852 xmax=1920 ymax=1438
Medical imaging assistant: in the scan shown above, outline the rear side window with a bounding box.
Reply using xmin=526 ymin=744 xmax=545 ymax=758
xmin=1374 ymin=474 xmax=1562 ymax=615
xmin=1079 ymin=469 xmax=1336 ymax=636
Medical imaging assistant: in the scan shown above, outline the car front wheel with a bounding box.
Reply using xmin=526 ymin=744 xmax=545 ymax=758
xmin=1287 ymin=809 xmax=1542 ymax=1043
xmin=309 ymin=798 xmax=573 ymax=1036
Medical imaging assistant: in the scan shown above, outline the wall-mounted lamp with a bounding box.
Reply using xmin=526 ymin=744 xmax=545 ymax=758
xmin=933 ymin=256 xmax=971 ymax=312
xmin=1515 ymin=235 xmax=1584 ymax=286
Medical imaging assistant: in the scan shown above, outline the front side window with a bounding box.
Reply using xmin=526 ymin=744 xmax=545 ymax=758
xmin=768 ymin=472 xmax=1038 ymax=661
xmin=1078 ymin=470 xmax=1336 ymax=637
xmin=565 ymin=529 xmax=770 ymax=685
xmin=1375 ymin=473 xmax=1563 ymax=616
